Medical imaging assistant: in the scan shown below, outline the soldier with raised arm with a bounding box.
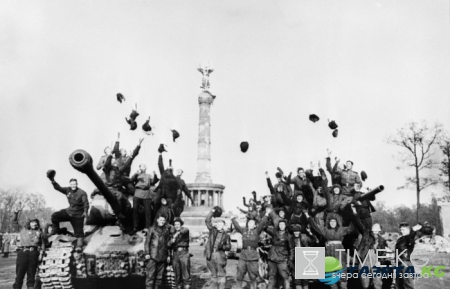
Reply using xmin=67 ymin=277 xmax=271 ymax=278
xmin=204 ymin=207 xmax=231 ymax=289
xmin=47 ymin=172 xmax=88 ymax=252
xmin=12 ymin=207 xmax=45 ymax=289
xmin=231 ymin=209 xmax=268 ymax=289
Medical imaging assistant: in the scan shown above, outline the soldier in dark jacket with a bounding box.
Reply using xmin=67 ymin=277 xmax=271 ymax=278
xmin=262 ymin=208 xmax=294 ymax=289
xmin=266 ymin=172 xmax=290 ymax=209
xmin=144 ymin=214 xmax=172 ymax=289
xmin=168 ymin=218 xmax=191 ymax=289
xmin=205 ymin=208 xmax=231 ymax=289
xmin=290 ymin=225 xmax=316 ymax=289
xmin=156 ymin=153 xmax=180 ymax=207
xmin=359 ymin=223 xmax=390 ymax=289
xmin=12 ymin=209 xmax=45 ymax=289
xmin=231 ymin=212 xmax=267 ymax=289
xmin=48 ymin=176 xmax=88 ymax=252
xmin=395 ymin=222 xmax=422 ymax=289
xmin=334 ymin=159 xmax=362 ymax=196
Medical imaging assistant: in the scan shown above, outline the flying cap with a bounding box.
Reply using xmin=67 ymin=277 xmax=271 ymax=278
xmin=309 ymin=114 xmax=320 ymax=123
xmin=240 ymin=142 xmax=249 ymax=153
xmin=213 ymin=206 xmax=223 ymax=218
xmin=328 ymin=120 xmax=338 ymax=130
xmin=125 ymin=118 xmax=137 ymax=130
xmin=332 ymin=129 xmax=338 ymax=138
xmin=361 ymin=171 xmax=368 ymax=182
xmin=171 ymin=130 xmax=180 ymax=142
xmin=116 ymin=93 xmax=125 ymax=103
xmin=142 ymin=117 xmax=152 ymax=132
xmin=158 ymin=144 xmax=167 ymax=153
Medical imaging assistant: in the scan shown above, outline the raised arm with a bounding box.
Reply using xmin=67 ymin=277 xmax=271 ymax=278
xmin=51 ymin=181 xmax=68 ymax=195
xmin=158 ymin=155 xmax=165 ymax=175
xmin=279 ymin=190 xmax=293 ymax=206
xmin=231 ymin=217 xmax=243 ymax=234
xmin=119 ymin=141 xmax=142 ymax=174
xmin=205 ymin=209 xmax=214 ymax=231
xmin=304 ymin=211 xmax=326 ymax=239
xmin=12 ymin=210 xmax=22 ymax=230
xmin=238 ymin=207 xmax=249 ymax=214
xmin=243 ymin=197 xmax=251 ymax=208
xmin=343 ymin=205 xmax=363 ymax=235
xmin=151 ymin=172 xmax=160 ymax=186
xmin=257 ymin=215 xmax=268 ymax=235
xmin=266 ymin=176 xmax=275 ymax=195
xmin=103 ymin=154 xmax=113 ymax=173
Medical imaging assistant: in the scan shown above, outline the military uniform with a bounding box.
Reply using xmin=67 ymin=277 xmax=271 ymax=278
xmin=145 ymin=223 xmax=172 ymax=289
xmin=335 ymin=164 xmax=362 ymax=195
xmin=168 ymin=227 xmax=191 ymax=289
xmin=12 ymin=212 xmax=44 ymax=289
xmin=231 ymin=216 xmax=266 ymax=289
xmin=50 ymin=181 xmax=89 ymax=238
xmin=395 ymin=229 xmax=417 ymax=289
xmin=262 ymin=215 xmax=294 ymax=289
xmin=204 ymin=211 xmax=231 ymax=289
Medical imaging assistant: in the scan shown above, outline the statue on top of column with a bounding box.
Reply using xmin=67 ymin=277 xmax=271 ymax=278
xmin=197 ymin=63 xmax=214 ymax=90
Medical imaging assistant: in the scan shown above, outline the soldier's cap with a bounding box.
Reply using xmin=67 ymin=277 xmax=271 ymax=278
xmin=171 ymin=130 xmax=180 ymax=142
xmin=294 ymin=191 xmax=304 ymax=198
xmin=275 ymin=172 xmax=282 ymax=178
xmin=142 ymin=119 xmax=152 ymax=132
xmin=240 ymin=141 xmax=249 ymax=153
xmin=291 ymin=224 xmax=301 ymax=232
xmin=173 ymin=217 xmax=184 ymax=226
xmin=158 ymin=144 xmax=167 ymax=153
xmin=360 ymin=170 xmax=367 ymax=181
xmin=130 ymin=109 xmax=139 ymax=120
xmin=328 ymin=120 xmax=338 ymax=130
xmin=346 ymin=160 xmax=354 ymax=165
xmin=116 ymin=93 xmax=125 ymax=103
xmin=332 ymin=129 xmax=338 ymax=138
xmin=255 ymin=201 xmax=262 ymax=206
xmin=309 ymin=114 xmax=320 ymax=123
xmin=46 ymin=169 xmax=56 ymax=180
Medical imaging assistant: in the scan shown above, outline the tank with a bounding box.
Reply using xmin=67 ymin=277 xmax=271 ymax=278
xmin=37 ymin=150 xmax=162 ymax=289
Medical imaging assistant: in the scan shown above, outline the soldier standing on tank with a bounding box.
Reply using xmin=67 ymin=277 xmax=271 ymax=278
xmin=334 ymin=159 xmax=362 ymax=196
xmin=168 ymin=217 xmax=191 ymax=289
xmin=173 ymin=169 xmax=194 ymax=217
xmin=231 ymin=211 xmax=267 ymax=289
xmin=131 ymin=164 xmax=159 ymax=234
xmin=156 ymin=146 xmax=180 ymax=210
xmin=47 ymin=173 xmax=88 ymax=252
xmin=145 ymin=214 xmax=172 ymax=289
xmin=205 ymin=207 xmax=231 ymax=289
xmin=12 ymin=208 xmax=45 ymax=289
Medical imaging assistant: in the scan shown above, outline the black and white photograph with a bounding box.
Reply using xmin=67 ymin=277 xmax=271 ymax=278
xmin=1 ymin=1 xmax=450 ymax=289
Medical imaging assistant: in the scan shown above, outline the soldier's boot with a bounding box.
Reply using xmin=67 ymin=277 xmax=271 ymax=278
xmin=75 ymin=237 xmax=84 ymax=253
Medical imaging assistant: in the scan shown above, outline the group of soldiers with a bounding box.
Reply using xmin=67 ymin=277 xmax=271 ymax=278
xmin=8 ymin=139 xmax=430 ymax=289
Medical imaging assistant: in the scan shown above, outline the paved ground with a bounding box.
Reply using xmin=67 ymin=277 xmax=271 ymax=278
xmin=0 ymin=253 xmax=17 ymax=289
xmin=1 ymin=246 xmax=449 ymax=289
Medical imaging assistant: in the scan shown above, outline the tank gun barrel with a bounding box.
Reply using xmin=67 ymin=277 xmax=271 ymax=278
xmin=358 ymin=185 xmax=384 ymax=202
xmin=69 ymin=150 xmax=124 ymax=219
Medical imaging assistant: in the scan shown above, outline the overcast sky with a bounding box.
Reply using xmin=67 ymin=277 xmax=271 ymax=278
xmin=1 ymin=0 xmax=449 ymax=214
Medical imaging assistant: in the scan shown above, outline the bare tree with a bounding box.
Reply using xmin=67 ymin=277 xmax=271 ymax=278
xmin=386 ymin=121 xmax=443 ymax=222
xmin=439 ymin=133 xmax=450 ymax=194
xmin=0 ymin=188 xmax=53 ymax=232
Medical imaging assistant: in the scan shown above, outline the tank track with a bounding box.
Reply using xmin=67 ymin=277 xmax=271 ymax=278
xmin=38 ymin=246 xmax=74 ymax=289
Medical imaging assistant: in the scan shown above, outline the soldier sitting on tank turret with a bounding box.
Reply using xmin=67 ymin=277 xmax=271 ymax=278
xmin=101 ymin=137 xmax=144 ymax=207
xmin=47 ymin=173 xmax=88 ymax=252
